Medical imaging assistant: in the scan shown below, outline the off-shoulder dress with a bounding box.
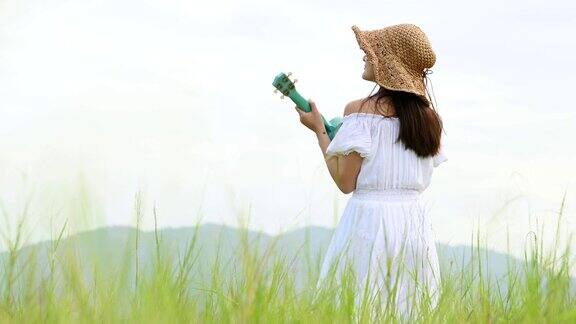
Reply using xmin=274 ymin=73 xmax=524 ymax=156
xmin=318 ymin=112 xmax=447 ymax=314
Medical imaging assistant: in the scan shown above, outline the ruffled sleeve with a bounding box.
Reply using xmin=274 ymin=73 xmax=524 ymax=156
xmin=326 ymin=115 xmax=372 ymax=158
xmin=432 ymin=147 xmax=448 ymax=167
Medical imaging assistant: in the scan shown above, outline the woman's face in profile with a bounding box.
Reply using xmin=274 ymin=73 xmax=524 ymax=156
xmin=362 ymin=54 xmax=375 ymax=81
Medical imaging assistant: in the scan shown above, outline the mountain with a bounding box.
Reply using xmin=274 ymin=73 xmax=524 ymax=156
xmin=0 ymin=223 xmax=551 ymax=295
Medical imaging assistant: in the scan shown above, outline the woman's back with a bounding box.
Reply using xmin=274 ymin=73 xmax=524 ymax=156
xmin=326 ymin=100 xmax=447 ymax=194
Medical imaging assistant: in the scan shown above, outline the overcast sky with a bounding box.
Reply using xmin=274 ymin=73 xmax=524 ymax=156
xmin=1 ymin=0 xmax=575 ymax=261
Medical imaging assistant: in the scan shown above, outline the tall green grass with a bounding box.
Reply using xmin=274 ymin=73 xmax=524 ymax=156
xmin=1 ymin=191 xmax=575 ymax=323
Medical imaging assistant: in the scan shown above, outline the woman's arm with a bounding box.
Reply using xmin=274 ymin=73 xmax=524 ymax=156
xmin=295 ymin=99 xmax=364 ymax=194
xmin=316 ymin=130 xmax=363 ymax=194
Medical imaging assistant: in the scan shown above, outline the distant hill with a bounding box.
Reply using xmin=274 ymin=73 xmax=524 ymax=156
xmin=0 ymin=223 xmax=552 ymax=295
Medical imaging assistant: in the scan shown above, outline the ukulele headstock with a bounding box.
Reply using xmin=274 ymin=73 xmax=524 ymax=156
xmin=272 ymin=72 xmax=298 ymax=99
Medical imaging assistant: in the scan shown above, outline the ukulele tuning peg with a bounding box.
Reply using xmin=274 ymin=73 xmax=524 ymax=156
xmin=287 ymin=72 xmax=293 ymax=78
xmin=273 ymin=89 xmax=278 ymax=94
xmin=293 ymin=79 xmax=298 ymax=83
xmin=281 ymin=95 xmax=285 ymax=99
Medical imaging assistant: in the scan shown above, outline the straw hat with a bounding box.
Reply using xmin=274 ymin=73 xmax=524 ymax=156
xmin=352 ymin=23 xmax=436 ymax=105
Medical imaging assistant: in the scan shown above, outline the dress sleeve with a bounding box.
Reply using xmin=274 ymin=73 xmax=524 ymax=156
xmin=326 ymin=116 xmax=372 ymax=158
xmin=432 ymin=147 xmax=448 ymax=168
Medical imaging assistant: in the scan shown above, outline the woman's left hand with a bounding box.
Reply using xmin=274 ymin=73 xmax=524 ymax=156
xmin=294 ymin=99 xmax=324 ymax=134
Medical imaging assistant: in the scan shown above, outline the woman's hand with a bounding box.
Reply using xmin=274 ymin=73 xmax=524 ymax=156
xmin=294 ymin=99 xmax=325 ymax=134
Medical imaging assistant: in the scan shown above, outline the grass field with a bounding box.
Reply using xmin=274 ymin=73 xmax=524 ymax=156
xmin=1 ymin=192 xmax=575 ymax=323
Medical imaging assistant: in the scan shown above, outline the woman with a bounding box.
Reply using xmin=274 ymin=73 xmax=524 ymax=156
xmin=295 ymin=23 xmax=447 ymax=316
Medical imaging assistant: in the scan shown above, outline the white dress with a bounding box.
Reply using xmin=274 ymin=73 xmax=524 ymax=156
xmin=318 ymin=112 xmax=447 ymax=315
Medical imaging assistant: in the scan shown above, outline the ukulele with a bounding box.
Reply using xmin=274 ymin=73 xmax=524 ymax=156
xmin=272 ymin=72 xmax=343 ymax=140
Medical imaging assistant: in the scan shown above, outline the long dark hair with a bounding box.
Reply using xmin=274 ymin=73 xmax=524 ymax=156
xmin=358 ymin=82 xmax=444 ymax=158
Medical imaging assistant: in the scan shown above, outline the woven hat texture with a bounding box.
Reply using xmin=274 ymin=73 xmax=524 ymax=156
xmin=352 ymin=23 xmax=436 ymax=105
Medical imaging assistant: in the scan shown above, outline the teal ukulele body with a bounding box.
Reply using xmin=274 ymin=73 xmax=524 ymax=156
xmin=272 ymin=72 xmax=343 ymax=140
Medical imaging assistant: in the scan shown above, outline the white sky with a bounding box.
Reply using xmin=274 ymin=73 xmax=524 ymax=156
xmin=1 ymin=0 xmax=575 ymax=261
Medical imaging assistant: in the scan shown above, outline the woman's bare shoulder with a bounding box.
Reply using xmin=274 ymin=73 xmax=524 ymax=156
xmin=343 ymin=99 xmax=368 ymax=115
xmin=344 ymin=98 xmax=395 ymax=117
